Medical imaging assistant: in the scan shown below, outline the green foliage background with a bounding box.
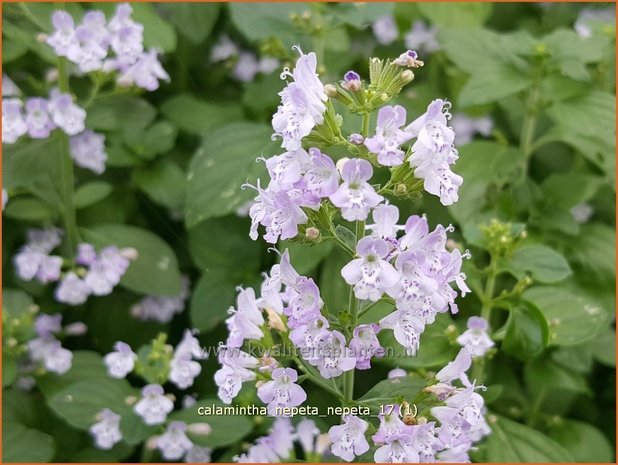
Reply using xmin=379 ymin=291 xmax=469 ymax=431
xmin=2 ymin=2 xmax=616 ymax=463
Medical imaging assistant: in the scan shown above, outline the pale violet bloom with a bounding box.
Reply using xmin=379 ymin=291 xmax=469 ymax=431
xmin=55 ymin=272 xmax=91 ymax=305
xmin=379 ymin=308 xmax=425 ymax=356
xmin=329 ymin=159 xmax=383 ymax=221
xmin=76 ymin=243 xmax=97 ymax=266
xmin=226 ymin=287 xmax=265 ymax=348
xmin=234 ymin=418 xmax=294 ymax=462
xmin=349 ymin=324 xmax=384 ymax=369
xmin=575 ymin=6 xmax=616 ymax=38
xmin=3 ymin=74 xmax=22 ymax=97
xmin=258 ymin=56 xmax=280 ymax=75
xmin=170 ymin=351 xmax=202 ymax=389
xmin=312 ymin=330 xmax=356 ymax=379
xmin=89 ymin=409 xmax=123 ymax=450
xmin=34 ymin=313 xmax=63 ymax=338
xmin=131 ymin=276 xmax=190 ymax=323
xmin=117 ymin=49 xmax=169 ymax=91
xmin=25 ymin=98 xmax=55 ymax=139
xmin=134 ymin=384 xmax=174 ymax=425
xmin=457 ymin=316 xmax=494 ymax=357
xmin=175 ymin=329 xmax=207 ymax=360
xmin=233 ymin=52 xmax=260 ymax=82
xmin=364 ymin=105 xmax=413 ymax=166
xmin=28 ymin=337 xmax=73 ymax=374
xmin=303 ymin=148 xmax=340 ymax=197
xmin=257 ymin=367 xmax=307 ymax=415
xmin=296 ymin=419 xmax=321 ymax=455
xmin=84 ymin=246 xmax=132 ymax=296
xmin=284 ymin=277 xmax=323 ymax=328
xmin=366 ymin=203 xmax=403 ymax=240
xmin=48 ymin=90 xmax=86 ymax=136
xmin=2 ymin=99 xmax=28 ymax=143
xmin=406 ymin=99 xmax=463 ymax=205
xmin=341 ymin=236 xmax=399 ymax=302
xmin=272 ymin=48 xmax=327 ymax=151
xmin=450 ymin=113 xmax=493 ymax=145
xmin=211 ymin=35 xmax=238 ymax=62
xmin=328 ymin=415 xmax=370 ymax=462
xmin=387 ymin=367 xmax=407 ymax=379
xmin=372 ymin=15 xmax=398 ymax=45
xmin=47 ymin=11 xmax=77 ymax=56
xmin=571 ymin=203 xmax=594 ymax=223
xmin=67 ymin=13 xmax=109 ymax=73
xmin=374 ymin=434 xmax=420 ymax=463
xmin=157 ymin=421 xmax=194 ymax=460
xmin=404 ymin=20 xmax=441 ymax=54
xmin=393 ymin=49 xmax=424 ymax=68
xmin=435 ymin=348 xmax=472 ymax=383
xmin=107 ymin=3 xmax=144 ymax=67
xmin=104 ymin=341 xmax=136 ymax=378
xmin=372 ymin=404 xmax=413 ymax=444
xmin=214 ymin=346 xmax=258 ymax=404
xmin=70 ymin=130 xmax=107 ymax=174
xmin=184 ymin=445 xmax=213 ymax=463
xmin=264 ymin=148 xmax=311 ymax=192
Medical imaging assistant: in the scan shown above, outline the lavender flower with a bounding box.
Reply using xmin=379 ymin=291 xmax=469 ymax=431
xmin=387 ymin=367 xmax=407 ymax=379
xmin=48 ymin=90 xmax=86 ymax=136
xmin=25 ymin=98 xmax=55 ymax=139
xmin=134 ymin=384 xmax=174 ymax=425
xmin=157 ymin=421 xmax=194 ymax=460
xmin=372 ymin=404 xmax=413 ymax=444
xmin=404 ymin=21 xmax=441 ymax=54
xmin=184 ymin=446 xmax=213 ymax=463
xmin=70 ymin=130 xmax=107 ymax=174
xmin=226 ymin=287 xmax=265 ymax=347
xmin=436 ymin=348 xmax=472 ymax=383
xmin=2 ymin=99 xmax=28 ymax=143
xmin=34 ymin=313 xmax=62 ymax=338
xmin=329 ymin=159 xmax=383 ymax=221
xmin=342 ymin=70 xmax=361 ymax=92
xmin=364 ymin=105 xmax=413 ymax=166
xmin=349 ymin=324 xmax=385 ymax=369
xmin=47 ymin=11 xmax=77 ymax=56
xmin=457 ymin=317 xmax=494 ymax=357
xmin=450 ymin=113 xmax=493 ymax=145
xmin=296 ymin=419 xmax=321 ymax=455
xmin=311 ymin=330 xmax=356 ymax=379
xmin=89 ymin=409 xmax=122 ymax=450
xmin=67 ymin=12 xmax=109 ymax=73
xmin=214 ymin=345 xmax=258 ymax=404
xmin=104 ymin=341 xmax=137 ymax=378
xmin=374 ymin=434 xmax=420 ymax=462
xmin=131 ymin=276 xmax=190 ymax=323
xmin=372 ymin=15 xmax=398 ymax=45
xmin=341 ymin=236 xmax=399 ymax=302
xmin=210 ymin=35 xmax=238 ymax=62
xmin=329 ymin=415 xmax=370 ymax=462
xmin=28 ymin=337 xmax=73 ymax=374
xmin=117 ymin=49 xmax=170 ymax=91
xmin=303 ymin=148 xmax=340 ymax=197
xmin=169 ymin=332 xmax=204 ymax=390
xmin=232 ymin=52 xmax=260 ymax=82
xmin=3 ymin=74 xmax=21 ymax=97
xmin=366 ymin=203 xmax=403 ymax=240
xmin=257 ymin=367 xmax=307 ymax=415
xmin=55 ymin=272 xmax=91 ymax=305
xmin=284 ymin=277 xmax=323 ymax=327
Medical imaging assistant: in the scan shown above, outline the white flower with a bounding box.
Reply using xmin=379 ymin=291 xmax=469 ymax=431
xmin=157 ymin=422 xmax=193 ymax=460
xmin=456 ymin=317 xmax=494 ymax=357
xmin=134 ymin=384 xmax=174 ymax=425
xmin=104 ymin=341 xmax=137 ymax=378
xmin=90 ymin=409 xmax=123 ymax=450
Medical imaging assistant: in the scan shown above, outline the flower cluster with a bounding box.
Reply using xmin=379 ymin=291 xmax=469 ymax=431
xmin=46 ymin=4 xmax=169 ymax=90
xmin=328 ymin=348 xmax=490 ymax=462
xmin=2 ymin=89 xmax=86 ymax=144
xmin=27 ymin=313 xmax=86 ymax=375
xmin=130 ymin=276 xmax=191 ymax=323
xmin=234 ymin=417 xmax=329 ymax=462
xmin=210 ymin=35 xmax=280 ymax=82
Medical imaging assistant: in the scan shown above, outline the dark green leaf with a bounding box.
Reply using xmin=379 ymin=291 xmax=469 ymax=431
xmin=165 ymin=3 xmax=220 ymax=44
xmin=418 ymin=3 xmax=492 ymax=27
xmin=161 ymin=94 xmax=243 ymax=135
xmin=549 ymin=419 xmax=614 ymax=462
xmin=74 ymin=181 xmax=113 ymax=209
xmin=508 ymin=244 xmax=571 ymax=284
xmin=503 ymin=301 xmax=549 ymax=361
xmin=133 ymin=160 xmax=186 ymax=211
xmin=86 ymin=95 xmax=156 ymax=131
xmin=3 ymin=422 xmax=55 ymax=462
xmin=459 ymin=62 xmax=531 ymax=107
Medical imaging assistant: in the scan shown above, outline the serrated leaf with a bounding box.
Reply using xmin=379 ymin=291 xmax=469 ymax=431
xmin=508 ymin=244 xmax=571 ymax=284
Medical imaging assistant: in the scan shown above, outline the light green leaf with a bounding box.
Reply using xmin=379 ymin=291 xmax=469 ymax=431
xmin=160 ymin=94 xmax=243 ymax=135
xmin=331 ymin=3 xmax=394 ymax=28
xmin=279 ymin=241 xmax=334 ymax=275
xmin=523 ymin=286 xmax=609 ymax=346
xmin=3 ymin=196 xmax=59 ymax=222
xmin=185 ymin=123 xmax=278 ymax=227
xmin=503 ymin=302 xmax=550 ymax=361
xmin=459 ymin=62 xmax=531 ymax=107
xmin=3 ymin=288 xmax=36 ymax=317
xmin=229 ymin=3 xmax=311 ymax=44
xmin=525 ymin=357 xmax=591 ymax=399
xmin=130 ymin=3 xmax=176 ymax=52
xmin=591 ymin=327 xmax=616 ymax=367
xmin=81 ymin=224 xmax=182 ymax=296
xmin=418 ymin=3 xmax=492 ymax=27
xmin=3 ymin=422 xmax=55 ymax=462
xmin=86 ymin=95 xmax=156 ymax=131
xmin=189 ymin=274 xmax=236 ymax=332
xmin=74 ymin=181 xmax=113 ymax=209
xmin=38 ymin=351 xmax=109 ymax=400
xmin=165 ymin=3 xmax=220 ymax=44
xmin=508 ymin=244 xmax=571 ymax=284
xmin=359 ymin=374 xmax=426 ymax=402
xmin=133 ymin=160 xmax=186 ymax=211
xmin=484 ymin=415 xmax=573 ymax=462
xmin=124 ymin=121 xmax=178 ymax=160
xmin=549 ymin=420 xmax=614 ymax=463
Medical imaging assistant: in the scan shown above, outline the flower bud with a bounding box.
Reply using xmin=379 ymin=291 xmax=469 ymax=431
xmin=305 ymin=227 xmax=320 ymax=240
xmin=146 ymin=436 xmax=159 ymax=450
xmin=125 ymin=395 xmax=137 ymax=405
xmin=315 ymin=434 xmax=332 ymax=455
xmin=342 ymin=70 xmax=361 ymax=92
xmin=400 ymin=70 xmax=414 ymax=83
xmin=37 ymin=33 xmax=48 ymax=43
xmin=45 ymin=69 xmax=59 ymax=83
xmin=265 ymin=307 xmax=286 ymax=332
xmin=120 ymin=247 xmax=139 ymax=261
xmin=395 ymin=183 xmax=407 ymax=195
xmin=188 ymin=422 xmax=212 ymax=436
xmin=324 ymin=84 xmax=338 ymax=98
xmin=349 ymin=133 xmax=364 ymax=145
xmin=64 ymin=321 xmax=88 ymax=336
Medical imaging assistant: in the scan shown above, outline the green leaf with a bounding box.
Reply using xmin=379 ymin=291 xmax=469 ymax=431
xmin=503 ymin=302 xmax=549 ymax=361
xmin=160 ymin=94 xmax=243 ymax=135
xmin=229 ymin=3 xmax=311 ymax=44
xmin=359 ymin=374 xmax=426 ymax=402
xmin=133 ymin=160 xmax=186 ymax=211
xmin=169 ymin=399 xmax=254 ymax=448
xmin=2 ymin=422 xmax=55 ymax=462
xmin=3 ymin=354 xmax=17 ymax=387
xmin=81 ymin=224 xmax=182 ymax=296
xmin=483 ymin=415 xmax=573 ymax=462
xmin=331 ymin=3 xmax=394 ymax=28
xmin=3 ymin=196 xmax=59 ymax=222
xmin=525 ymin=357 xmax=591 ymax=400
xmin=279 ymin=241 xmax=334 ymax=275
xmin=591 ymin=327 xmax=616 ymax=367
xmin=379 ymin=313 xmax=459 ymax=369
xmin=124 ymin=121 xmax=178 ymax=159
xmin=74 ymin=181 xmax=113 ymax=209
xmin=185 ymin=123 xmax=278 ymax=227
xmin=3 ymin=36 xmax=29 ymax=63
xmin=418 ymin=3 xmax=492 ymax=27
xmin=543 ymin=28 xmax=606 ymax=64
xmin=540 ymin=173 xmax=602 ymax=208
xmin=164 ymin=3 xmax=220 ymax=44
xmin=459 ymin=62 xmax=531 ymax=107
xmin=567 ymin=223 xmax=616 ymax=286
xmin=47 ymin=378 xmax=135 ymax=430
xmin=508 ymin=244 xmax=571 ymax=284
xmin=3 ymin=288 xmax=36 ymax=317
xmin=549 ymin=419 xmax=614 ymax=462
xmin=523 ymin=286 xmax=609 ymax=346
xmin=189 ymin=273 xmax=237 ymax=332
xmin=86 ymin=95 xmax=156 ymax=131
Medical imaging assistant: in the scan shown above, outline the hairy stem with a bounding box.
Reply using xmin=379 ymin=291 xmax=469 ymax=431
xmin=57 ymin=56 xmax=80 ymax=260
xmin=473 ymin=260 xmax=498 ymax=382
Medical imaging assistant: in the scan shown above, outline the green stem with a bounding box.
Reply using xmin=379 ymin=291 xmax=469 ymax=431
xmin=57 ymin=56 xmax=79 ymax=260
xmin=519 ymin=62 xmax=545 ymax=177
xmin=293 ymin=356 xmax=342 ymax=399
xmin=361 ymin=113 xmax=370 ymax=137
xmin=473 ymin=260 xmax=498 ymax=382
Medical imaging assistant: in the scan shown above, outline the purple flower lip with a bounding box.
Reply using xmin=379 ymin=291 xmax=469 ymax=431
xmin=407 ymin=50 xmax=418 ymax=59
xmin=344 ymin=70 xmax=360 ymax=82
